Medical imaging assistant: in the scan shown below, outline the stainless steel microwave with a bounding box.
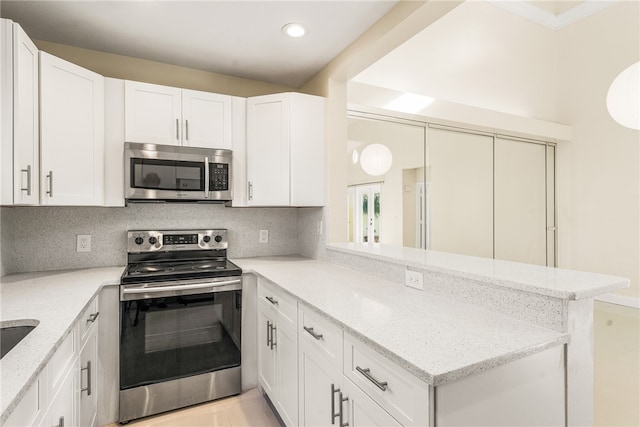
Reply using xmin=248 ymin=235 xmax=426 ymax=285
xmin=124 ymin=142 xmax=232 ymax=203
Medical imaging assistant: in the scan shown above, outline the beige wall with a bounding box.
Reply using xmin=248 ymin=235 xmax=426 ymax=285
xmin=35 ymin=40 xmax=295 ymax=97
xmin=555 ymin=2 xmax=640 ymax=300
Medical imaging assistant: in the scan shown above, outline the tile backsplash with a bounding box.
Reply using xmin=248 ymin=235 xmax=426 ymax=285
xmin=0 ymin=204 xmax=324 ymax=275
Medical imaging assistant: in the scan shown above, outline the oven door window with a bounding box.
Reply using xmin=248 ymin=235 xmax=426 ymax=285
xmin=120 ymin=291 xmax=241 ymax=390
xmin=131 ymin=158 xmax=205 ymax=191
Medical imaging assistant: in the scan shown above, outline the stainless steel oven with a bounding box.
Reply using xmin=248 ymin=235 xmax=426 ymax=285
xmin=119 ymin=229 xmax=242 ymax=423
xmin=124 ymin=142 xmax=232 ymax=203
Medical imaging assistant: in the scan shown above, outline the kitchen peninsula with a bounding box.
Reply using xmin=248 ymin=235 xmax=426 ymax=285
xmin=0 ymin=246 xmax=628 ymax=427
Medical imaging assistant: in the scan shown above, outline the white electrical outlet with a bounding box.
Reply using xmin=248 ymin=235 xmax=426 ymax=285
xmin=316 ymin=220 xmax=323 ymax=236
xmin=405 ymin=270 xmax=424 ymax=290
xmin=77 ymin=235 xmax=92 ymax=253
xmin=259 ymin=229 xmax=269 ymax=244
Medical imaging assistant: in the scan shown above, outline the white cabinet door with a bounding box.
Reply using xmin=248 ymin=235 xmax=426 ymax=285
xmin=182 ymin=89 xmax=232 ymax=149
xmin=246 ymin=94 xmax=290 ymax=206
xmin=1 ymin=19 xmax=39 ymax=206
xmin=79 ymin=331 xmax=98 ymax=427
xmin=275 ymin=323 xmax=298 ymax=427
xmin=40 ymin=52 xmax=104 ymax=205
xmin=344 ymin=379 xmax=402 ymax=427
xmin=45 ymin=358 xmax=78 ymax=427
xmin=124 ymin=80 xmax=181 ymax=145
xmin=258 ymin=308 xmax=277 ymax=400
xmin=246 ymin=92 xmax=326 ymax=207
xmin=299 ymin=340 xmax=342 ymax=427
xmin=12 ymin=22 xmax=39 ymax=205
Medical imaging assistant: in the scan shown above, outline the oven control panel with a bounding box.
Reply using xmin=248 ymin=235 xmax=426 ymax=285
xmin=128 ymin=229 xmax=228 ymax=253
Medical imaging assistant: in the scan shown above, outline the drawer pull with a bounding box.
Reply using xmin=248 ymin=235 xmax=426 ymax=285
xmin=265 ymin=296 xmax=278 ymax=305
xmin=86 ymin=312 xmax=99 ymax=323
xmin=356 ymin=366 xmax=388 ymax=391
xmin=304 ymin=326 xmax=323 ymax=340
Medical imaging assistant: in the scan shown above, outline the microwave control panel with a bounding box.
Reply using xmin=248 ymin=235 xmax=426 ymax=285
xmin=210 ymin=163 xmax=229 ymax=191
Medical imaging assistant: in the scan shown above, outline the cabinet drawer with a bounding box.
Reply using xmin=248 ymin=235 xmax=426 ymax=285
xmin=258 ymin=279 xmax=296 ymax=329
xmin=343 ymin=333 xmax=430 ymax=427
xmin=298 ymin=305 xmax=342 ymax=369
xmin=79 ymin=294 xmax=99 ymax=344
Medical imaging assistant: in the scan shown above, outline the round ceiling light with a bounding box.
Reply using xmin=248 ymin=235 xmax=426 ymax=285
xmin=360 ymin=144 xmax=393 ymax=176
xmin=282 ymin=23 xmax=307 ymax=38
xmin=606 ymin=61 xmax=640 ymax=130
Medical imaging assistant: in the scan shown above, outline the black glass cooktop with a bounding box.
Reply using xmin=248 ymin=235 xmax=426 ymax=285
xmin=121 ymin=258 xmax=242 ymax=284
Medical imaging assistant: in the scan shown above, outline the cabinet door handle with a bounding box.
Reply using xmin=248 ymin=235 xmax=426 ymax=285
xmin=270 ymin=325 xmax=277 ymax=350
xmin=81 ymin=360 xmax=92 ymax=395
xmin=304 ymin=326 xmax=323 ymax=340
xmin=266 ymin=320 xmax=272 ymax=347
xmin=86 ymin=312 xmax=99 ymax=323
xmin=356 ymin=366 xmax=388 ymax=391
xmin=265 ymin=296 xmax=278 ymax=305
xmin=186 ymin=119 xmax=189 ymax=141
xmin=176 ymin=118 xmax=180 ymax=141
xmin=331 ymin=383 xmax=340 ymax=425
xmin=21 ymin=165 xmax=31 ymax=195
xmin=46 ymin=171 xmax=53 ymax=198
xmin=339 ymin=390 xmax=349 ymax=427
xmin=248 ymin=181 xmax=253 ymax=200
xmin=55 ymin=416 xmax=64 ymax=427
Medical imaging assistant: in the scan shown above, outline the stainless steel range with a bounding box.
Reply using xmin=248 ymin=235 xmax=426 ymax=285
xmin=119 ymin=229 xmax=242 ymax=423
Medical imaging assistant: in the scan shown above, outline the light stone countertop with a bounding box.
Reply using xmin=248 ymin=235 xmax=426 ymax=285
xmin=234 ymin=257 xmax=570 ymax=386
xmin=1 ymin=255 xmax=586 ymax=423
xmin=328 ymin=243 xmax=630 ymax=300
xmin=0 ymin=267 xmax=124 ymax=424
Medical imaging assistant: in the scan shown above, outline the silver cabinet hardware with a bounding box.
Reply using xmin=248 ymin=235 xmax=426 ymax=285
xmin=339 ymin=390 xmax=348 ymax=427
xmin=186 ymin=119 xmax=189 ymax=141
xmin=55 ymin=416 xmax=64 ymax=427
xmin=265 ymin=296 xmax=278 ymax=305
xmin=248 ymin=181 xmax=253 ymax=200
xmin=270 ymin=324 xmax=277 ymax=350
xmin=46 ymin=171 xmax=53 ymax=197
xmin=303 ymin=326 xmax=323 ymax=340
xmin=176 ymin=118 xmax=179 ymax=140
xmin=86 ymin=312 xmax=99 ymax=323
xmin=204 ymin=156 xmax=210 ymax=198
xmin=330 ymin=384 xmax=349 ymax=427
xmin=21 ymin=165 xmax=31 ymax=195
xmin=266 ymin=320 xmax=272 ymax=347
xmin=356 ymin=366 xmax=388 ymax=391
xmin=81 ymin=360 xmax=92 ymax=395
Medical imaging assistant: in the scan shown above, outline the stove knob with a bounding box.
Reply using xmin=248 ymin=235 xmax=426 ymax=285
xmin=203 ymin=235 xmax=211 ymax=243
xmin=214 ymin=235 xmax=223 ymax=243
xmin=149 ymin=236 xmax=158 ymax=245
xmin=134 ymin=237 xmax=144 ymax=245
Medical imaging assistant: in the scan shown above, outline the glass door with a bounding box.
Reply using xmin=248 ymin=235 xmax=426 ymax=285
xmin=120 ymin=289 xmax=242 ymax=390
xmin=352 ymin=184 xmax=381 ymax=244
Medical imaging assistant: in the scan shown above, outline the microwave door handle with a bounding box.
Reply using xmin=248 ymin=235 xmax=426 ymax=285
xmin=204 ymin=156 xmax=210 ymax=198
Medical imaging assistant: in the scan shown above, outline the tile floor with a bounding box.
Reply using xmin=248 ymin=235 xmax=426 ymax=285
xmin=105 ymin=388 xmax=281 ymax=427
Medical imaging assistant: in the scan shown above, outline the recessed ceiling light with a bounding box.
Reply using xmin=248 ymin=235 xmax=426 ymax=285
xmin=282 ymin=23 xmax=307 ymax=38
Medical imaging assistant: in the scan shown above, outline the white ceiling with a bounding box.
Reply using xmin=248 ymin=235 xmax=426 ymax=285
xmin=0 ymin=0 xmax=397 ymax=88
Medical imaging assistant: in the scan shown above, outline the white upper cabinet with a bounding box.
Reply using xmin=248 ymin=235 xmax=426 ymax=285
xmin=124 ymin=80 xmax=233 ymax=149
xmin=40 ymin=52 xmax=104 ymax=205
xmin=0 ymin=19 xmax=39 ymax=205
xmin=246 ymin=92 xmax=325 ymax=207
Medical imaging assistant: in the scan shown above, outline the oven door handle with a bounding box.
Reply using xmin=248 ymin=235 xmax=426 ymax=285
xmin=122 ymin=278 xmax=242 ymax=299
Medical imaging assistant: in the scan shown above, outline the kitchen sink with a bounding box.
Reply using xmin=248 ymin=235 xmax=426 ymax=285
xmin=1 ymin=324 xmax=37 ymax=359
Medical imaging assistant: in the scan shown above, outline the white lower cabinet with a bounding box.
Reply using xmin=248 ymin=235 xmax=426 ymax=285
xmin=257 ymin=279 xmax=298 ymax=426
xmin=3 ymin=295 xmax=99 ymax=427
xmin=343 ymin=378 xmax=402 ymax=427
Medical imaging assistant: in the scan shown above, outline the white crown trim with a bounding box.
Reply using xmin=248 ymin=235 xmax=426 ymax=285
xmin=487 ymin=0 xmax=618 ymax=30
